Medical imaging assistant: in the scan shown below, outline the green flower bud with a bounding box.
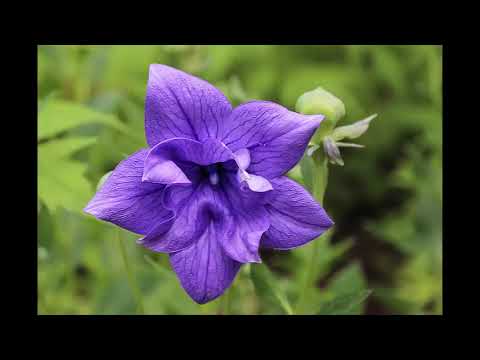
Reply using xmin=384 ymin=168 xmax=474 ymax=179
xmin=295 ymin=87 xmax=346 ymax=142
xmin=332 ymin=113 xmax=377 ymax=141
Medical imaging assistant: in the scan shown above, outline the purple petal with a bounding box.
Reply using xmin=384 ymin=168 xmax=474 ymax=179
xmin=261 ymin=176 xmax=334 ymax=250
xmin=84 ymin=149 xmax=171 ymax=235
xmin=142 ymin=137 xmax=232 ymax=185
xmin=138 ymin=183 xmax=226 ymax=253
xmin=230 ymin=148 xmax=273 ymax=193
xmin=145 ymin=64 xmax=233 ymax=147
xmin=217 ymin=176 xmax=270 ymax=263
xmin=141 ymin=173 xmax=270 ymax=264
xmin=238 ymin=171 xmax=273 ymax=193
xmin=170 ymin=221 xmax=242 ymax=304
xmin=233 ymin=148 xmax=251 ymax=170
xmin=221 ymin=101 xmax=323 ymax=179
xmin=220 ymin=213 xmax=268 ymax=264
xmin=142 ymin=158 xmax=191 ymax=185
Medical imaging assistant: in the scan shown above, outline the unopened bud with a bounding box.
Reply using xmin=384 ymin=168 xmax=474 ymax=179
xmin=332 ymin=113 xmax=377 ymax=141
xmin=296 ymin=87 xmax=346 ymax=141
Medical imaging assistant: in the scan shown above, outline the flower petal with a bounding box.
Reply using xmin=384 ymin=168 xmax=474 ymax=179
xmin=221 ymin=101 xmax=323 ymax=179
xmin=170 ymin=221 xmax=242 ymax=304
xmin=145 ymin=64 xmax=233 ymax=146
xmin=142 ymin=159 xmax=191 ymax=185
xmin=138 ymin=183 xmax=227 ymax=253
xmin=218 ymin=175 xmax=270 ymax=263
xmin=220 ymin=212 xmax=268 ymax=264
xmin=233 ymin=148 xmax=251 ymax=170
xmin=238 ymin=171 xmax=273 ymax=193
xmin=261 ymin=176 xmax=334 ymax=249
xmin=142 ymin=137 xmax=232 ymax=185
xmin=141 ymin=172 xmax=270 ymax=264
xmin=84 ymin=149 xmax=171 ymax=235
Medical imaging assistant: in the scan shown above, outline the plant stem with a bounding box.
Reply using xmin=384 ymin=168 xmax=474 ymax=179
xmin=276 ymin=292 xmax=294 ymax=315
xmin=311 ymin=150 xmax=329 ymax=204
xmin=117 ymin=230 xmax=145 ymax=314
xmin=296 ymin=149 xmax=329 ymax=314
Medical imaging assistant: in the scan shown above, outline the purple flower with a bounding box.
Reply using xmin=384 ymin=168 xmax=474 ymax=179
xmin=84 ymin=65 xmax=334 ymax=304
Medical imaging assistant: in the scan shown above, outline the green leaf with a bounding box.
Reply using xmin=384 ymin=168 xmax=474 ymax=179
xmin=38 ymin=157 xmax=92 ymax=213
xmin=38 ymin=99 xmax=133 ymax=141
xmin=38 ymin=137 xmax=97 ymax=159
xmin=37 ymin=102 xmax=130 ymax=214
xmin=316 ymin=237 xmax=354 ymax=278
xmin=329 ymin=262 xmax=366 ymax=292
xmin=317 ymin=289 xmax=372 ymax=315
xmin=38 ymin=139 xmax=94 ymax=213
xmin=320 ymin=262 xmax=369 ymax=315
xmin=250 ymin=263 xmax=293 ymax=315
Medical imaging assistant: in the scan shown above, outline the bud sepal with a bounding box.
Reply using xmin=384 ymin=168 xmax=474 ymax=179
xmin=331 ymin=113 xmax=377 ymax=141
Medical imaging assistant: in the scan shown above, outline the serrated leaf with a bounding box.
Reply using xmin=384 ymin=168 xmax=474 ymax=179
xmin=250 ymin=263 xmax=293 ymax=315
xmin=317 ymin=289 xmax=372 ymax=315
xmin=38 ymin=100 xmax=132 ymax=141
xmin=39 ymin=137 xmax=97 ymax=159
xmin=38 ymin=141 xmax=93 ymax=213
xmin=38 ymin=158 xmax=92 ymax=213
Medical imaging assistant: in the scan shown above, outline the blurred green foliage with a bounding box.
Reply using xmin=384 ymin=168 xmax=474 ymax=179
xmin=37 ymin=45 xmax=442 ymax=315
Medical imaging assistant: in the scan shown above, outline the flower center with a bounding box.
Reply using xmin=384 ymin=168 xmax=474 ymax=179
xmin=207 ymin=164 xmax=220 ymax=185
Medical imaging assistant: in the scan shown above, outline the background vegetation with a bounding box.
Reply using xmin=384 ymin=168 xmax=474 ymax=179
xmin=38 ymin=45 xmax=442 ymax=315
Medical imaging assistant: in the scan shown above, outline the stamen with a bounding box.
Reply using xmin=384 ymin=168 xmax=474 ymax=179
xmin=239 ymin=169 xmax=251 ymax=181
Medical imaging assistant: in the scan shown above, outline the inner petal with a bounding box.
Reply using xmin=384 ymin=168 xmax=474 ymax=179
xmin=143 ymin=138 xmax=273 ymax=195
xmin=233 ymin=148 xmax=251 ymax=170
xmin=237 ymin=170 xmax=273 ymax=192
xmin=143 ymin=157 xmax=191 ymax=184
xmin=142 ymin=137 xmax=232 ymax=186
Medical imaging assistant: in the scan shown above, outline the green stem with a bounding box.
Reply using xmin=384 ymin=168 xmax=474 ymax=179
xmin=311 ymin=150 xmax=329 ymax=204
xmin=117 ymin=230 xmax=145 ymax=314
xmin=296 ymin=149 xmax=329 ymax=314
xmin=276 ymin=292 xmax=294 ymax=315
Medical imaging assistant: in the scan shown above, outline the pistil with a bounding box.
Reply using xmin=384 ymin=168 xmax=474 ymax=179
xmin=207 ymin=165 xmax=220 ymax=185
